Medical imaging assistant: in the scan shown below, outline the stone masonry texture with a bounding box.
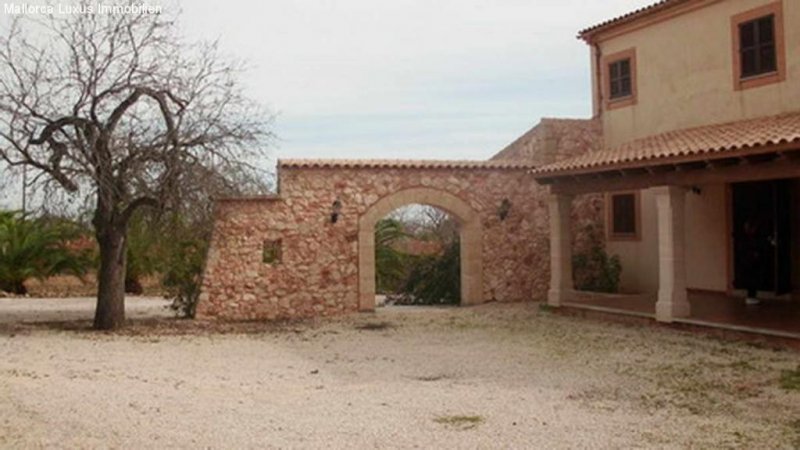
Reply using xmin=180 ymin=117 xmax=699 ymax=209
xmin=198 ymin=118 xmax=604 ymax=321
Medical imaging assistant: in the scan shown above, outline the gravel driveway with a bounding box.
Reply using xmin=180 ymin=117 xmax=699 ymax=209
xmin=1 ymin=303 xmax=799 ymax=448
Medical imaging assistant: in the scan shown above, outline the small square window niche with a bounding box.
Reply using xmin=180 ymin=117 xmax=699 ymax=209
xmin=262 ymin=239 xmax=282 ymax=264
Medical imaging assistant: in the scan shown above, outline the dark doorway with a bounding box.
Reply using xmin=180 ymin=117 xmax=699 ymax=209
xmin=732 ymin=179 xmax=792 ymax=295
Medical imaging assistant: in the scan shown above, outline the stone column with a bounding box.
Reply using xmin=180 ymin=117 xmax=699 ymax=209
xmin=548 ymin=193 xmax=574 ymax=307
xmin=654 ymin=186 xmax=690 ymax=322
xmin=459 ymin=220 xmax=483 ymax=306
xmin=358 ymin=228 xmax=376 ymax=312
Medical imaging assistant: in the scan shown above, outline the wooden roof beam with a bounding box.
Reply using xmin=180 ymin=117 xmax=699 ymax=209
xmin=742 ymin=152 xmax=779 ymax=165
xmin=706 ymin=157 xmax=741 ymax=169
xmin=549 ymin=156 xmax=800 ymax=196
xmin=675 ymin=161 xmax=707 ymax=172
xmin=649 ymin=164 xmax=677 ymax=174
xmin=777 ymin=148 xmax=800 ymax=161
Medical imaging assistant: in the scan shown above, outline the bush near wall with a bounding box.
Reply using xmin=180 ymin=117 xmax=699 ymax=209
xmin=572 ymin=224 xmax=621 ymax=293
xmin=398 ymin=239 xmax=460 ymax=305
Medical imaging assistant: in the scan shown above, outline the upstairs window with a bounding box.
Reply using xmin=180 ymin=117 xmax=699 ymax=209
xmin=602 ymin=48 xmax=637 ymax=110
xmin=609 ymin=59 xmax=633 ymax=99
xmin=738 ymin=15 xmax=776 ymax=78
xmin=731 ymin=2 xmax=785 ymax=91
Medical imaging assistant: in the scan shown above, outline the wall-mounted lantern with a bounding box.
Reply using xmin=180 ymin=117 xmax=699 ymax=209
xmin=498 ymin=198 xmax=512 ymax=221
xmin=330 ymin=198 xmax=343 ymax=223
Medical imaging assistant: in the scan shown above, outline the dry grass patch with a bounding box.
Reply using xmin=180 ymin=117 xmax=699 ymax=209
xmin=433 ymin=415 xmax=485 ymax=430
xmin=780 ymin=366 xmax=800 ymax=391
xmin=413 ymin=374 xmax=451 ymax=382
xmin=354 ymin=321 xmax=394 ymax=331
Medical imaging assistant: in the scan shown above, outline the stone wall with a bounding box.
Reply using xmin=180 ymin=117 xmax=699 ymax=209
xmin=491 ymin=118 xmax=602 ymax=166
xmin=493 ymin=118 xmax=606 ymax=256
xmin=198 ymin=117 xmax=605 ymax=321
xmin=198 ymin=162 xmax=550 ymax=321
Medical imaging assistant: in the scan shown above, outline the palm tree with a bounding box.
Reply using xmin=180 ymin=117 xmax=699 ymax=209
xmin=402 ymin=238 xmax=461 ymax=305
xmin=375 ymin=218 xmax=408 ymax=294
xmin=0 ymin=211 xmax=92 ymax=295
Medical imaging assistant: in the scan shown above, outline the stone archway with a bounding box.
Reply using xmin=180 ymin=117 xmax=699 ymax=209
xmin=357 ymin=187 xmax=482 ymax=311
xmin=199 ymin=160 xmax=544 ymax=322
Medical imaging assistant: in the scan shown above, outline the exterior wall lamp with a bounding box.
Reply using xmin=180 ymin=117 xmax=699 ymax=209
xmin=498 ymin=198 xmax=512 ymax=221
xmin=330 ymin=198 xmax=343 ymax=223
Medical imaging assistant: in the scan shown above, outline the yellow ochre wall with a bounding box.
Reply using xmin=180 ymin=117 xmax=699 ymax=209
xmin=594 ymin=0 xmax=800 ymax=147
xmin=595 ymin=0 xmax=798 ymax=294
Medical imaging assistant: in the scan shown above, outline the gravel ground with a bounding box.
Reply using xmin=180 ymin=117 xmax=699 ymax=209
xmin=1 ymin=302 xmax=800 ymax=449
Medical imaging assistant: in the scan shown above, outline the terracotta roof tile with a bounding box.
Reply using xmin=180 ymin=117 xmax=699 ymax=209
xmin=279 ymin=159 xmax=535 ymax=170
xmin=533 ymin=112 xmax=800 ymax=177
xmin=578 ymin=0 xmax=685 ymax=40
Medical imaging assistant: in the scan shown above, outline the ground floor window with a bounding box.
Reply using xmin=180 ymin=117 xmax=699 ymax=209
xmin=608 ymin=191 xmax=640 ymax=240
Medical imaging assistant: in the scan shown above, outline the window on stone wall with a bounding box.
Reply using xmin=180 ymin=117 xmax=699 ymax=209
xmin=608 ymin=192 xmax=640 ymax=240
xmin=262 ymin=239 xmax=282 ymax=264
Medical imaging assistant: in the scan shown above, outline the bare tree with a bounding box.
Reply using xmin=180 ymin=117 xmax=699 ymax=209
xmin=0 ymin=7 xmax=273 ymax=329
xmin=420 ymin=206 xmax=459 ymax=245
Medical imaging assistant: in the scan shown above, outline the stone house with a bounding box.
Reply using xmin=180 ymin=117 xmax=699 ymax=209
xmin=199 ymin=0 xmax=799 ymax=337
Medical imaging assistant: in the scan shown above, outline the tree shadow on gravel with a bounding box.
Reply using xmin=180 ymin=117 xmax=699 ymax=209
xmin=0 ymin=317 xmax=321 ymax=338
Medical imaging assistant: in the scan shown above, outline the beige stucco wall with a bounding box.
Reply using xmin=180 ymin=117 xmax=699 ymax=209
xmin=685 ymin=184 xmax=729 ymax=292
xmin=595 ymin=0 xmax=800 ymax=147
xmin=609 ymin=184 xmax=729 ymax=294
xmin=608 ymin=189 xmax=658 ymax=294
xmin=594 ymin=0 xmax=798 ymax=294
xmin=794 ymin=180 xmax=800 ymax=290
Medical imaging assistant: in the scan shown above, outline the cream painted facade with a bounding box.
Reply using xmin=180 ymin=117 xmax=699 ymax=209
xmin=593 ymin=0 xmax=800 ymax=147
xmin=588 ymin=0 xmax=800 ymax=295
xmin=615 ymin=184 xmax=730 ymax=294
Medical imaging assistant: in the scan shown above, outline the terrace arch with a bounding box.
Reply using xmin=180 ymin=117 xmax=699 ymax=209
xmin=357 ymin=187 xmax=482 ymax=311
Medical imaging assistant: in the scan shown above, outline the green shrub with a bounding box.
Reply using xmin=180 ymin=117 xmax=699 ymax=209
xmin=780 ymin=366 xmax=800 ymax=391
xmin=162 ymin=236 xmax=208 ymax=319
xmin=125 ymin=212 xmax=162 ymax=294
xmin=573 ymin=224 xmax=622 ymax=293
xmin=401 ymin=238 xmax=460 ymax=305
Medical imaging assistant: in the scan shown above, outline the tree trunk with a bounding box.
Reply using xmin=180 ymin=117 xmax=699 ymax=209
xmin=94 ymin=225 xmax=127 ymax=329
xmin=12 ymin=281 xmax=27 ymax=295
xmin=1 ymin=280 xmax=26 ymax=295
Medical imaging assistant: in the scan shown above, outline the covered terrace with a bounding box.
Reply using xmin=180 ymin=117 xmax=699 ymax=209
xmin=535 ymin=112 xmax=800 ymax=339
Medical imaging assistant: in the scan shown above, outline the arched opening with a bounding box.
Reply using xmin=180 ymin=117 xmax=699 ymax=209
xmin=358 ymin=188 xmax=482 ymax=311
xmin=376 ymin=204 xmax=460 ymax=306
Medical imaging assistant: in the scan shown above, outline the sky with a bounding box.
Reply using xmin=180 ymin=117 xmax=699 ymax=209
xmin=177 ymin=0 xmax=657 ymax=162
xmin=0 ymin=0 xmax=658 ymax=209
